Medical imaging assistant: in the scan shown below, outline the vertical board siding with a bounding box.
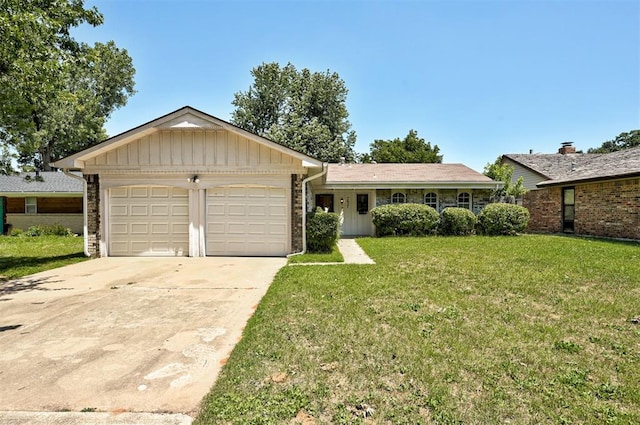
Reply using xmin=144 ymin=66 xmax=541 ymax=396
xmin=88 ymin=129 xmax=302 ymax=168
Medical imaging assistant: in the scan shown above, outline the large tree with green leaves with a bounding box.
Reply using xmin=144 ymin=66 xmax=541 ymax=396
xmin=0 ymin=0 xmax=135 ymax=171
xmin=587 ymin=130 xmax=640 ymax=153
xmin=484 ymin=156 xmax=527 ymax=199
xmin=369 ymin=130 xmax=442 ymax=163
xmin=231 ymin=62 xmax=356 ymax=162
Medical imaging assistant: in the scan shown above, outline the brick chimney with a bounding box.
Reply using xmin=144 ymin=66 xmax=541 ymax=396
xmin=558 ymin=141 xmax=576 ymax=155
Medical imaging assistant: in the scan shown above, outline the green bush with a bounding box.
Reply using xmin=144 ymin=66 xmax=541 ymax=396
xmin=9 ymin=227 xmax=24 ymax=237
xmin=439 ymin=207 xmax=477 ymax=236
xmin=307 ymin=208 xmax=340 ymax=253
xmin=477 ymin=203 xmax=530 ymax=235
xmin=23 ymin=224 xmax=74 ymax=237
xmin=370 ymin=203 xmax=440 ymax=237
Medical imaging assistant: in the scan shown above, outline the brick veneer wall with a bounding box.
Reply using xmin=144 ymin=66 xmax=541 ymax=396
xmin=575 ymin=178 xmax=640 ymax=240
xmin=524 ymin=177 xmax=640 ymax=240
xmin=85 ymin=174 xmax=100 ymax=257
xmin=291 ymin=174 xmax=305 ymax=253
xmin=523 ymin=187 xmax=562 ymax=233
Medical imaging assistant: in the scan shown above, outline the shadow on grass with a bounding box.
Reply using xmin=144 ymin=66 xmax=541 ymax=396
xmin=0 ymin=253 xmax=83 ymax=296
xmin=0 ymin=253 xmax=85 ymax=277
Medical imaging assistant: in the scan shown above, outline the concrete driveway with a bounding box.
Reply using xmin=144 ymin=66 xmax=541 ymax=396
xmin=0 ymin=257 xmax=286 ymax=416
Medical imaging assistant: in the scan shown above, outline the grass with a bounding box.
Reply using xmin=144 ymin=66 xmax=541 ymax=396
xmin=195 ymin=235 xmax=640 ymax=424
xmin=0 ymin=235 xmax=87 ymax=280
xmin=287 ymin=244 xmax=344 ymax=264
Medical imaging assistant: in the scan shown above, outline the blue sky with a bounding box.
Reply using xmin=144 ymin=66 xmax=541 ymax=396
xmin=75 ymin=0 xmax=640 ymax=172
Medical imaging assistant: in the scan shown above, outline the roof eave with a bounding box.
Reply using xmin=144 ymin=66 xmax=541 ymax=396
xmin=319 ymin=181 xmax=501 ymax=190
xmin=52 ymin=106 xmax=323 ymax=170
xmin=537 ymin=172 xmax=640 ymax=188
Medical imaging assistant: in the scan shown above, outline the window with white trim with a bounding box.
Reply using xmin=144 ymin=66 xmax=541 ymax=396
xmin=457 ymin=192 xmax=471 ymax=209
xmin=391 ymin=192 xmax=406 ymax=204
xmin=424 ymin=192 xmax=438 ymax=209
xmin=25 ymin=197 xmax=37 ymax=214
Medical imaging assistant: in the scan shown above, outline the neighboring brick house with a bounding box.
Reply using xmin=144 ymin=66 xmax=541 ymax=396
xmin=502 ymin=144 xmax=640 ymax=240
xmin=0 ymin=172 xmax=84 ymax=234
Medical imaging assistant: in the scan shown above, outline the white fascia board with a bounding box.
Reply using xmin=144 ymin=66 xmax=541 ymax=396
xmin=213 ymin=120 xmax=322 ymax=167
xmin=319 ymin=182 xmax=502 ymax=190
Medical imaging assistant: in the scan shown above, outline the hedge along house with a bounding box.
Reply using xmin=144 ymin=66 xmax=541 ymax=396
xmin=503 ymin=144 xmax=640 ymax=240
xmin=0 ymin=171 xmax=84 ymax=234
xmin=309 ymin=163 xmax=501 ymax=236
xmin=53 ymin=106 xmax=323 ymax=257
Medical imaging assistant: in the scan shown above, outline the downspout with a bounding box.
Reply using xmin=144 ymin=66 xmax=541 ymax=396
xmin=63 ymin=169 xmax=89 ymax=257
xmin=287 ymin=162 xmax=328 ymax=257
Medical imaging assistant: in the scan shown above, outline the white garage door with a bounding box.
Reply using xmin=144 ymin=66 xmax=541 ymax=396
xmin=109 ymin=186 xmax=189 ymax=256
xmin=206 ymin=184 xmax=288 ymax=256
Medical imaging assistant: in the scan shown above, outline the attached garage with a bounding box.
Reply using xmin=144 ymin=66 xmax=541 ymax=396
xmin=206 ymin=184 xmax=288 ymax=256
xmin=52 ymin=106 xmax=322 ymax=258
xmin=108 ymin=186 xmax=189 ymax=256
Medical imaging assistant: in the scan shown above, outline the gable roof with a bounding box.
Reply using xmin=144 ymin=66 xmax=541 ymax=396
xmin=537 ymin=146 xmax=640 ymax=186
xmin=0 ymin=172 xmax=83 ymax=194
xmin=502 ymin=152 xmax=600 ymax=180
xmin=53 ymin=106 xmax=323 ymax=169
xmin=503 ymin=147 xmax=640 ymax=187
xmin=322 ymin=163 xmax=500 ymax=189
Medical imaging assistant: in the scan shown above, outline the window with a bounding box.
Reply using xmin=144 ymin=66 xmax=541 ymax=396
xmin=25 ymin=197 xmax=37 ymax=214
xmin=315 ymin=194 xmax=334 ymax=212
xmin=424 ymin=192 xmax=438 ymax=209
xmin=357 ymin=194 xmax=369 ymax=214
xmin=457 ymin=192 xmax=471 ymax=209
xmin=562 ymin=187 xmax=575 ymax=233
xmin=391 ymin=192 xmax=406 ymax=204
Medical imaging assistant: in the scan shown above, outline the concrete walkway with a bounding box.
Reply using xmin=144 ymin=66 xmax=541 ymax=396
xmin=290 ymin=238 xmax=375 ymax=265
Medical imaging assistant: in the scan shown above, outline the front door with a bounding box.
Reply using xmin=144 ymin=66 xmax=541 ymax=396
xmin=562 ymin=187 xmax=575 ymax=233
xmin=333 ymin=190 xmax=374 ymax=236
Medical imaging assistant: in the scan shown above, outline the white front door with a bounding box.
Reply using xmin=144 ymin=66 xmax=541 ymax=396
xmin=333 ymin=190 xmax=375 ymax=236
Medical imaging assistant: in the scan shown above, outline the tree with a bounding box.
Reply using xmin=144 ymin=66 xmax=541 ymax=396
xmin=0 ymin=0 xmax=135 ymax=171
xmin=369 ymin=130 xmax=442 ymax=163
xmin=231 ymin=62 xmax=356 ymax=163
xmin=484 ymin=156 xmax=527 ymax=199
xmin=587 ymin=130 xmax=640 ymax=153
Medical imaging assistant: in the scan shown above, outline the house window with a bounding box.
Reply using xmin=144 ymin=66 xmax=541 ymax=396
xmin=562 ymin=187 xmax=575 ymax=233
xmin=391 ymin=192 xmax=406 ymax=204
xmin=25 ymin=197 xmax=37 ymax=214
xmin=457 ymin=192 xmax=471 ymax=209
xmin=315 ymin=194 xmax=334 ymax=212
xmin=424 ymin=192 xmax=438 ymax=209
xmin=357 ymin=194 xmax=369 ymax=214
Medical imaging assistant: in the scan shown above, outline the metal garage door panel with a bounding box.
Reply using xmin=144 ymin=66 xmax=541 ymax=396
xmin=109 ymin=186 xmax=189 ymax=256
xmin=206 ymin=184 xmax=288 ymax=256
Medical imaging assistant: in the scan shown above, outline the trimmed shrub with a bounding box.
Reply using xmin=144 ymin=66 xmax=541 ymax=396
xmin=439 ymin=207 xmax=477 ymax=236
xmin=477 ymin=203 xmax=530 ymax=235
xmin=370 ymin=203 xmax=440 ymax=237
xmin=307 ymin=208 xmax=340 ymax=253
xmin=23 ymin=224 xmax=74 ymax=237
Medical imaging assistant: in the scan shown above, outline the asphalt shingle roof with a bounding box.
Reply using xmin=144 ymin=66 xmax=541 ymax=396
xmin=0 ymin=172 xmax=83 ymax=193
xmin=325 ymin=163 xmax=495 ymax=184
xmin=504 ymin=146 xmax=640 ymax=186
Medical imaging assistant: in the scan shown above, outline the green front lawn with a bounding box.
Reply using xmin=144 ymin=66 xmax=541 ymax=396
xmin=0 ymin=236 xmax=87 ymax=280
xmin=196 ymin=235 xmax=640 ymax=424
xmin=287 ymin=244 xmax=344 ymax=264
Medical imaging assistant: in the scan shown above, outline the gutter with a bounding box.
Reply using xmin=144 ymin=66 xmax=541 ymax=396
xmin=287 ymin=163 xmax=328 ymax=258
xmin=62 ymin=169 xmax=89 ymax=257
